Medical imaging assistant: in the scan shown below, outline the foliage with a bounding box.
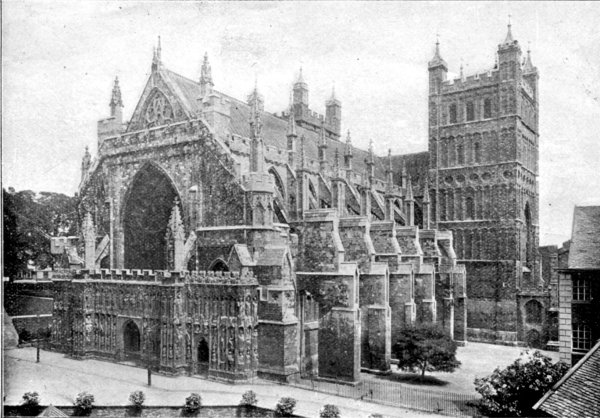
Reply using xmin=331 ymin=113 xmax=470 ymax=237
xmin=274 ymin=397 xmax=297 ymax=417
xmin=392 ymin=324 xmax=461 ymax=377
xmin=3 ymin=188 xmax=78 ymax=276
xmin=474 ymin=350 xmax=569 ymax=417
xmin=74 ymin=392 xmax=95 ymax=415
xmin=319 ymin=404 xmax=341 ymax=417
xmin=21 ymin=391 xmax=41 ymax=415
xmin=184 ymin=393 xmax=202 ymax=414
xmin=239 ymin=390 xmax=258 ymax=406
xmin=128 ymin=390 xmax=145 ymax=409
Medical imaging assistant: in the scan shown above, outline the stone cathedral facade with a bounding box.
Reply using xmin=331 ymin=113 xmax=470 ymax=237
xmin=49 ymin=24 xmax=547 ymax=383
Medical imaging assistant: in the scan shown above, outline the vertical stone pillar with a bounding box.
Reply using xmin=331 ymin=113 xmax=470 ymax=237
xmin=453 ymin=266 xmax=467 ymax=344
xmin=82 ymin=212 xmax=96 ymax=269
xmin=415 ymin=265 xmax=436 ymax=323
xmin=389 ymin=264 xmax=415 ymax=358
xmin=360 ymin=263 xmax=391 ymax=372
xmin=558 ymin=272 xmax=573 ymax=366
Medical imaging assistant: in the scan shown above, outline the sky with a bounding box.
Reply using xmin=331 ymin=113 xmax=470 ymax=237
xmin=2 ymin=1 xmax=600 ymax=246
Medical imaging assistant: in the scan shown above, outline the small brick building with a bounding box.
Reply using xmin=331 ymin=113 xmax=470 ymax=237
xmin=554 ymin=206 xmax=600 ymax=366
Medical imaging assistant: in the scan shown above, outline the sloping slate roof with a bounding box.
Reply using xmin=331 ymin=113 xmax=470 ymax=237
xmin=163 ymin=66 xmax=389 ymax=180
xmin=256 ymin=247 xmax=287 ymax=266
xmin=568 ymin=206 xmax=600 ymax=269
xmin=534 ymin=340 xmax=600 ymax=417
xmin=38 ymin=405 xmax=68 ymax=417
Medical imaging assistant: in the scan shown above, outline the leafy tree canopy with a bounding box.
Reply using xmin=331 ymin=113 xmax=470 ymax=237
xmin=3 ymin=188 xmax=78 ymax=276
xmin=392 ymin=323 xmax=461 ymax=377
xmin=474 ymin=350 xmax=569 ymax=417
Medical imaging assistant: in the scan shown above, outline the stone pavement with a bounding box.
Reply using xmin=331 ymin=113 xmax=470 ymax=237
xmin=3 ymin=347 xmax=440 ymax=418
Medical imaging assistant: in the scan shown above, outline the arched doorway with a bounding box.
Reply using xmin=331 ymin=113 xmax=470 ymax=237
xmin=197 ymin=338 xmax=209 ymax=375
xmin=123 ymin=163 xmax=179 ymax=270
xmin=123 ymin=321 xmax=141 ymax=360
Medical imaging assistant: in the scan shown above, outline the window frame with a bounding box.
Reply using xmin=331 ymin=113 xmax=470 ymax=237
xmin=484 ymin=98 xmax=493 ymax=119
xmin=573 ymin=277 xmax=591 ymax=301
xmin=572 ymin=323 xmax=592 ymax=351
xmin=449 ymin=103 xmax=457 ymax=124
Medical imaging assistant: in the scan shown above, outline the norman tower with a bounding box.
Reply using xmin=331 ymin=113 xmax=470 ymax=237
xmin=427 ymin=24 xmax=541 ymax=344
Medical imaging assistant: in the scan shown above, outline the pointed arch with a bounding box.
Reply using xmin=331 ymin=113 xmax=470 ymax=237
xmin=208 ymin=258 xmax=229 ymax=272
xmin=122 ymin=161 xmax=182 ymax=270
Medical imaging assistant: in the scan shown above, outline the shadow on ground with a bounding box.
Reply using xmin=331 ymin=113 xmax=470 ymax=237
xmin=371 ymin=372 xmax=451 ymax=387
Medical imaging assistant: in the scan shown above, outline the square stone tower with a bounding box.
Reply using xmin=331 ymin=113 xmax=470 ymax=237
xmin=427 ymin=25 xmax=541 ymax=344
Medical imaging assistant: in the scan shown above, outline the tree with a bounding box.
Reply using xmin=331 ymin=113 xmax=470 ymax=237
xmin=3 ymin=188 xmax=78 ymax=276
xmin=320 ymin=404 xmax=341 ymax=417
xmin=74 ymin=392 xmax=95 ymax=416
xmin=239 ymin=390 xmax=258 ymax=406
xmin=21 ymin=391 xmax=41 ymax=416
xmin=274 ymin=397 xmax=297 ymax=417
xmin=129 ymin=390 xmax=145 ymax=410
xmin=474 ymin=350 xmax=569 ymax=417
xmin=392 ymin=324 xmax=461 ymax=378
xmin=184 ymin=393 xmax=202 ymax=415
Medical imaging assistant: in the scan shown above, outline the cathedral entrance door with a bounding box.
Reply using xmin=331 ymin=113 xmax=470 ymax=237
xmin=123 ymin=321 xmax=141 ymax=361
xmin=196 ymin=338 xmax=209 ymax=375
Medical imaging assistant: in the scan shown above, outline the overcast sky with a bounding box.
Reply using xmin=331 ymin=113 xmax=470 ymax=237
xmin=3 ymin=1 xmax=600 ymax=246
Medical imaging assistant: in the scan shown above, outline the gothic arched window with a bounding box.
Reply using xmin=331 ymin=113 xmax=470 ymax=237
xmin=457 ymin=144 xmax=465 ymax=165
xmin=474 ymin=142 xmax=481 ymax=163
xmin=484 ymin=98 xmax=493 ymax=118
xmin=449 ymin=104 xmax=457 ymax=124
xmin=466 ymin=101 xmax=475 ymax=122
xmin=465 ymin=197 xmax=474 ymax=220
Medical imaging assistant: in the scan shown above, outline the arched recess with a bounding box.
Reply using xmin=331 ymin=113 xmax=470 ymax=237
xmin=123 ymin=320 xmax=141 ymax=354
xmin=209 ymin=258 xmax=229 ymax=272
xmin=525 ymin=299 xmax=543 ymax=324
xmin=524 ymin=202 xmax=533 ymax=268
xmin=123 ymin=162 xmax=181 ymax=270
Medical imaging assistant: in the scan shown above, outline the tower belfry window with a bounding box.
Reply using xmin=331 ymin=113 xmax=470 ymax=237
xmin=484 ymin=98 xmax=492 ymax=118
xmin=449 ymin=104 xmax=457 ymax=124
xmin=466 ymin=101 xmax=475 ymax=121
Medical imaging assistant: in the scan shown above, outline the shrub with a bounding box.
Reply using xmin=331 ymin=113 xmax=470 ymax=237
xmin=21 ymin=391 xmax=41 ymax=415
xmin=474 ymin=350 xmax=569 ymax=416
xmin=239 ymin=390 xmax=258 ymax=406
xmin=129 ymin=390 xmax=145 ymax=409
xmin=275 ymin=397 xmax=297 ymax=417
xmin=184 ymin=393 xmax=202 ymax=414
xmin=320 ymin=404 xmax=341 ymax=417
xmin=392 ymin=323 xmax=461 ymax=378
xmin=74 ymin=392 xmax=95 ymax=415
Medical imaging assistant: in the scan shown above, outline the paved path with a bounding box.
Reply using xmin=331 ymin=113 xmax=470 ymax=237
xmin=3 ymin=347 xmax=440 ymax=418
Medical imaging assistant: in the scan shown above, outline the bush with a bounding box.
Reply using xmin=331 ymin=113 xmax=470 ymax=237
xmin=129 ymin=390 xmax=145 ymax=409
xmin=21 ymin=391 xmax=41 ymax=416
xmin=74 ymin=392 xmax=95 ymax=415
xmin=474 ymin=350 xmax=569 ymax=416
xmin=392 ymin=323 xmax=461 ymax=378
xmin=275 ymin=397 xmax=297 ymax=417
xmin=320 ymin=404 xmax=341 ymax=417
xmin=184 ymin=393 xmax=202 ymax=414
xmin=239 ymin=390 xmax=258 ymax=406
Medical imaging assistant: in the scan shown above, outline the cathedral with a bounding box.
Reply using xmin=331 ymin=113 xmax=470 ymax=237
xmin=50 ymin=24 xmax=548 ymax=383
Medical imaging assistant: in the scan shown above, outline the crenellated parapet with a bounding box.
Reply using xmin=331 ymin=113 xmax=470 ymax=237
xmin=66 ymin=269 xmax=258 ymax=286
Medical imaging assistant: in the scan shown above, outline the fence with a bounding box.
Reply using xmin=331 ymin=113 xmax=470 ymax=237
xmin=289 ymin=376 xmax=479 ymax=417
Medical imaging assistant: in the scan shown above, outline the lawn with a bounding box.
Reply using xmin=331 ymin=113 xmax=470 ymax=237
xmin=368 ymin=341 xmax=560 ymax=395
